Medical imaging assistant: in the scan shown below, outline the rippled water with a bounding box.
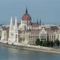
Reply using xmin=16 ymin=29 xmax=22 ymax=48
xmin=0 ymin=45 xmax=60 ymax=60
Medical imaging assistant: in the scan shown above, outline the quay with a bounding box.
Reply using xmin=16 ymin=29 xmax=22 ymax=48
xmin=0 ymin=42 xmax=60 ymax=54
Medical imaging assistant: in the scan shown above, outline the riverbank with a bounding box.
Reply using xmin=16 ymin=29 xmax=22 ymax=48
xmin=0 ymin=42 xmax=60 ymax=54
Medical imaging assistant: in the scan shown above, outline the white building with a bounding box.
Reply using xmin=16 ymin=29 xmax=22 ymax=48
xmin=0 ymin=9 xmax=60 ymax=45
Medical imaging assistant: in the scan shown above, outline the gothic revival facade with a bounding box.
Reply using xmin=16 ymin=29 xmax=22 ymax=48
xmin=0 ymin=9 xmax=60 ymax=45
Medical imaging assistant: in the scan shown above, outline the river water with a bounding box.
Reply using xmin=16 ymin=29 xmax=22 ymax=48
xmin=0 ymin=45 xmax=60 ymax=60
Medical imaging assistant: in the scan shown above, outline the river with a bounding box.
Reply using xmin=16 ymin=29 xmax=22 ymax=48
xmin=0 ymin=45 xmax=60 ymax=60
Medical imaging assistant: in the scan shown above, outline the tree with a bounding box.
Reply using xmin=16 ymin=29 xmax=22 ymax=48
xmin=46 ymin=40 xmax=50 ymax=47
xmin=50 ymin=41 xmax=54 ymax=47
xmin=46 ymin=40 xmax=54 ymax=47
xmin=42 ymin=40 xmax=47 ymax=47
xmin=40 ymin=40 xmax=43 ymax=46
xmin=54 ymin=39 xmax=60 ymax=47
xmin=36 ymin=38 xmax=40 ymax=45
xmin=36 ymin=38 xmax=54 ymax=47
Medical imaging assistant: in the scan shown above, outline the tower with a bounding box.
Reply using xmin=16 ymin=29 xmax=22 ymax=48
xmin=8 ymin=17 xmax=18 ymax=44
xmin=8 ymin=17 xmax=14 ymax=44
xmin=37 ymin=19 xmax=38 ymax=24
xmin=22 ymin=8 xmax=31 ymax=24
xmin=14 ymin=17 xmax=18 ymax=43
xmin=10 ymin=17 xmax=13 ymax=30
xmin=40 ymin=19 xmax=41 ymax=25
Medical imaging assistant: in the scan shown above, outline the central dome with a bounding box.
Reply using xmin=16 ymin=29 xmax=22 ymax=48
xmin=22 ymin=8 xmax=31 ymax=22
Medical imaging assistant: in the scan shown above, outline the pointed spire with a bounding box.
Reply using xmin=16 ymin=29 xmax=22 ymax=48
xmin=15 ymin=17 xmax=17 ymax=28
xmin=10 ymin=17 xmax=13 ymax=29
xmin=10 ymin=17 xmax=13 ymax=25
xmin=37 ymin=19 xmax=38 ymax=24
xmin=26 ymin=8 xmax=28 ymax=14
xmin=14 ymin=17 xmax=18 ymax=43
xmin=40 ymin=19 xmax=41 ymax=25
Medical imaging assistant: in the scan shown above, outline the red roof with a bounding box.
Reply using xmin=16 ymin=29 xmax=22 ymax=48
xmin=22 ymin=8 xmax=31 ymax=22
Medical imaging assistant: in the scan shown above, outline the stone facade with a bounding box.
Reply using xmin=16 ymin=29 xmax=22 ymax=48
xmin=0 ymin=9 xmax=60 ymax=45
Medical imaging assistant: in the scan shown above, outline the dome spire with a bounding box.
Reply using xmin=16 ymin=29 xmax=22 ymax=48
xmin=22 ymin=8 xmax=31 ymax=24
xmin=26 ymin=8 xmax=28 ymax=14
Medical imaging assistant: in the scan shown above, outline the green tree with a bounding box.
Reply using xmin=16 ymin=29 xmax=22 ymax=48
xmin=36 ymin=38 xmax=40 ymax=45
xmin=46 ymin=40 xmax=54 ymax=47
xmin=40 ymin=40 xmax=43 ymax=46
xmin=50 ymin=41 xmax=54 ymax=47
xmin=42 ymin=40 xmax=47 ymax=47
xmin=54 ymin=39 xmax=60 ymax=47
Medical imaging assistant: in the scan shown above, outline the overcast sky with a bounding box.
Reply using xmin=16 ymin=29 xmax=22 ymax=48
xmin=0 ymin=0 xmax=60 ymax=25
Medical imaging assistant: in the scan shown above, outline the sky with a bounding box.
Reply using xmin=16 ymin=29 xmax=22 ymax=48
xmin=0 ymin=0 xmax=60 ymax=25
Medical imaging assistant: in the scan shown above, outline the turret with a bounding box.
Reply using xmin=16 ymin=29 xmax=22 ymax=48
xmin=14 ymin=17 xmax=18 ymax=30
xmin=14 ymin=17 xmax=18 ymax=43
xmin=10 ymin=17 xmax=13 ymax=30
xmin=8 ymin=17 xmax=14 ymax=44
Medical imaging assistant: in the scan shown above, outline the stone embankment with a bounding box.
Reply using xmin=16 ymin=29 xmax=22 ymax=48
xmin=0 ymin=42 xmax=60 ymax=54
